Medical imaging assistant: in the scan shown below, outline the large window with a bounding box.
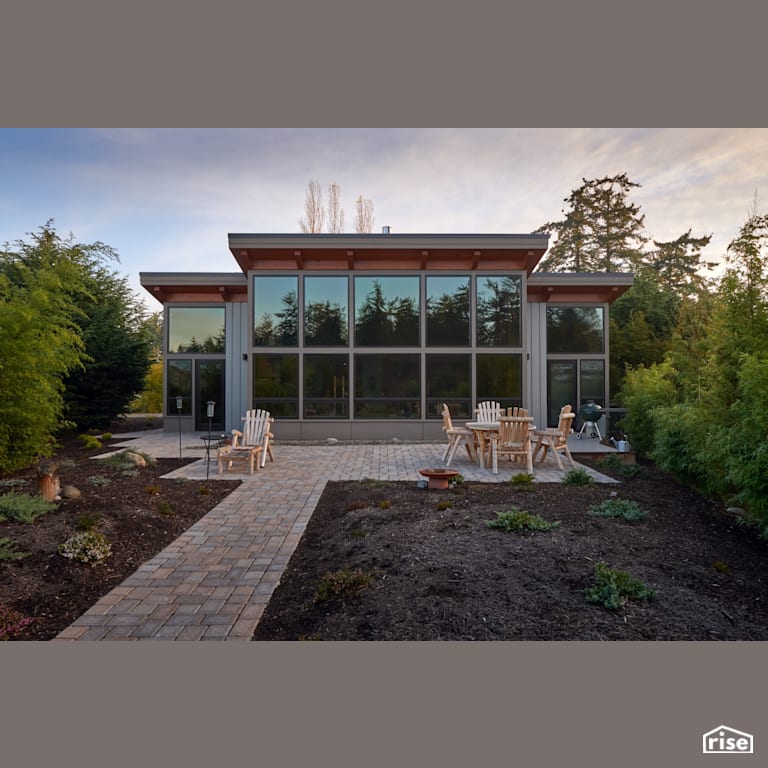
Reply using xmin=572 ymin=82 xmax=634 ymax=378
xmin=304 ymin=276 xmax=348 ymax=346
xmin=476 ymin=276 xmax=522 ymax=347
xmin=426 ymin=354 xmax=471 ymax=419
xmin=476 ymin=354 xmax=523 ymax=410
xmin=426 ymin=276 xmax=470 ymax=346
xmin=547 ymin=306 xmax=604 ymax=354
xmin=354 ymin=276 xmax=420 ymax=346
xmin=167 ymin=359 xmax=192 ymax=415
xmin=168 ymin=307 xmax=225 ymax=353
xmin=253 ymin=276 xmax=299 ymax=346
xmin=304 ymin=355 xmax=349 ymax=418
xmin=253 ymin=354 xmax=298 ymax=418
xmin=354 ymin=354 xmax=420 ymax=418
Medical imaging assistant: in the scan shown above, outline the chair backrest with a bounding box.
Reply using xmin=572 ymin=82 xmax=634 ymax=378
xmin=476 ymin=401 xmax=502 ymax=423
xmin=441 ymin=403 xmax=454 ymax=432
xmin=241 ymin=408 xmax=271 ymax=447
xmin=507 ymin=406 xmax=529 ymax=417
xmin=497 ymin=416 xmax=534 ymax=449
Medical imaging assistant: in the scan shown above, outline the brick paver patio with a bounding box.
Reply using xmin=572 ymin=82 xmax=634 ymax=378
xmin=54 ymin=431 xmax=616 ymax=641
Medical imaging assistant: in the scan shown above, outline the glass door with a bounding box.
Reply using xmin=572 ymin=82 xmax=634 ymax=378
xmin=195 ymin=360 xmax=225 ymax=431
xmin=547 ymin=360 xmax=577 ymax=427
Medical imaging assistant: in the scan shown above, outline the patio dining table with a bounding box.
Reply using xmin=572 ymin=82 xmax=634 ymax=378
xmin=465 ymin=419 xmax=537 ymax=470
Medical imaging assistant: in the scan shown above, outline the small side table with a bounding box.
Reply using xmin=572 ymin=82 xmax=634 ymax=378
xmin=200 ymin=434 xmax=226 ymax=464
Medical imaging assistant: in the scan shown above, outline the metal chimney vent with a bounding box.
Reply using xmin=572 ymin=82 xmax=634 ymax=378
xmin=382 ymin=226 xmax=391 ymax=234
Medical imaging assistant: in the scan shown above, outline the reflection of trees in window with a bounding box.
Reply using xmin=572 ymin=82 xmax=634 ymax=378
xmin=174 ymin=327 xmax=225 ymax=354
xmin=254 ymin=290 xmax=298 ymax=346
xmin=427 ymin=280 xmax=470 ymax=345
xmin=547 ymin=307 xmax=604 ymax=354
xmin=305 ymin=301 xmax=348 ymax=345
xmin=476 ymin=277 xmax=521 ymax=346
xmin=355 ymin=279 xmax=419 ymax=346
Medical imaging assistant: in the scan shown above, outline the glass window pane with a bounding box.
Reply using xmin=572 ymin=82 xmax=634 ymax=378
xmin=476 ymin=276 xmax=522 ymax=347
xmin=304 ymin=355 xmax=349 ymax=418
xmin=253 ymin=354 xmax=298 ymax=418
xmin=354 ymin=276 xmax=420 ymax=346
xmin=253 ymin=276 xmax=298 ymax=346
xmin=354 ymin=354 xmax=420 ymax=418
xmin=196 ymin=360 xmax=224 ymax=431
xmin=426 ymin=276 xmax=470 ymax=346
xmin=426 ymin=354 xmax=471 ymax=419
xmin=580 ymin=359 xmax=605 ymax=404
xmin=476 ymin=354 xmax=522 ymax=410
xmin=168 ymin=307 xmax=225 ymax=353
xmin=167 ymin=359 xmax=192 ymax=415
xmin=304 ymin=276 xmax=348 ymax=346
xmin=547 ymin=360 xmax=577 ymax=427
xmin=546 ymin=306 xmax=604 ymax=354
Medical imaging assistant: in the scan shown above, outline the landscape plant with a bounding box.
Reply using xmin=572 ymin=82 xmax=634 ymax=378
xmin=485 ymin=508 xmax=561 ymax=532
xmin=314 ymin=568 xmax=375 ymax=603
xmin=588 ymin=498 xmax=648 ymax=522
xmin=585 ymin=561 xmax=655 ymax=609
xmin=58 ymin=530 xmax=113 ymax=565
xmin=0 ymin=492 xmax=57 ymax=523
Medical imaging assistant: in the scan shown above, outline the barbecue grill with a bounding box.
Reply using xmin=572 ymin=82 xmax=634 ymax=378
xmin=576 ymin=400 xmax=604 ymax=440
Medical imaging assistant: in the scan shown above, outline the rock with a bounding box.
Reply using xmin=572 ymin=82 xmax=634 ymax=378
xmin=61 ymin=485 xmax=81 ymax=500
xmin=327 ymin=437 xmax=338 ymax=445
xmin=124 ymin=451 xmax=148 ymax=467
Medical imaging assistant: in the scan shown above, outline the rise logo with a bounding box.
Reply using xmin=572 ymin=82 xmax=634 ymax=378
xmin=702 ymin=725 xmax=754 ymax=754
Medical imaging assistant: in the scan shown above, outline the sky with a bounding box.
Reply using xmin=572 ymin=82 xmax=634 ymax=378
xmin=1 ymin=127 xmax=766 ymax=312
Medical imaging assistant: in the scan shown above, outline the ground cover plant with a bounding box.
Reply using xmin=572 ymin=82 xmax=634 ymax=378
xmin=0 ymin=417 xmax=240 ymax=640
xmin=254 ymin=457 xmax=768 ymax=641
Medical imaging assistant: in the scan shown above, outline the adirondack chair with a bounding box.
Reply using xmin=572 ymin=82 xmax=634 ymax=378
xmin=217 ymin=408 xmax=274 ymax=474
xmin=441 ymin=403 xmax=477 ymax=466
xmin=531 ymin=404 xmax=576 ymax=470
xmin=475 ymin=401 xmax=502 ymax=423
xmin=491 ymin=416 xmax=534 ymax=475
xmin=237 ymin=408 xmax=274 ymax=468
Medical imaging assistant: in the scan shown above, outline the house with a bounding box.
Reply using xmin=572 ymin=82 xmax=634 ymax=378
xmin=140 ymin=231 xmax=633 ymax=439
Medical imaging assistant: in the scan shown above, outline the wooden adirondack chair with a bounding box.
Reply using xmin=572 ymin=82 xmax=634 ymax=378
xmin=217 ymin=408 xmax=274 ymax=474
xmin=532 ymin=404 xmax=576 ymax=469
xmin=491 ymin=416 xmax=534 ymax=475
xmin=441 ymin=403 xmax=476 ymax=466
xmin=475 ymin=401 xmax=502 ymax=423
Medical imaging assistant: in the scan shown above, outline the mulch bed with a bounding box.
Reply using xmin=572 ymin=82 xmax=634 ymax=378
xmin=0 ymin=418 xmax=240 ymax=640
xmin=254 ymin=459 xmax=768 ymax=641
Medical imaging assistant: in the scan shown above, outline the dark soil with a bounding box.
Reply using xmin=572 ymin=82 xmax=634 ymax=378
xmin=254 ymin=459 xmax=768 ymax=640
xmin=0 ymin=417 xmax=240 ymax=640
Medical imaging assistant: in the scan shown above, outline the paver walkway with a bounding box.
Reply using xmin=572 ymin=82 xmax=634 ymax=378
xmin=55 ymin=432 xmax=616 ymax=641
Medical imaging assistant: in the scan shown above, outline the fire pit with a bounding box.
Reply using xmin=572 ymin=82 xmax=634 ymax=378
xmin=576 ymin=400 xmax=604 ymax=440
xmin=418 ymin=468 xmax=460 ymax=490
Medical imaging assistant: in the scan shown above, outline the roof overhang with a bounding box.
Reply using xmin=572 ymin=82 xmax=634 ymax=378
xmin=140 ymin=273 xmax=248 ymax=303
xmin=228 ymin=233 xmax=550 ymax=273
xmin=527 ymin=272 xmax=634 ymax=303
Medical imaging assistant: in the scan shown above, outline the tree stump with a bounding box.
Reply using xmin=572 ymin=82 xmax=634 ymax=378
xmin=37 ymin=459 xmax=61 ymax=502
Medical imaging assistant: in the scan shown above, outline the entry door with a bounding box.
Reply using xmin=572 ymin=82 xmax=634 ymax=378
xmin=547 ymin=360 xmax=577 ymax=427
xmin=195 ymin=360 xmax=225 ymax=431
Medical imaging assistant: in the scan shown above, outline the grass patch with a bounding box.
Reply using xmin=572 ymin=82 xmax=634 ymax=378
xmin=485 ymin=508 xmax=561 ymax=532
xmin=0 ymin=492 xmax=57 ymax=524
xmin=314 ymin=568 xmax=375 ymax=603
xmin=585 ymin=562 xmax=655 ymax=609
xmin=588 ymin=498 xmax=648 ymax=522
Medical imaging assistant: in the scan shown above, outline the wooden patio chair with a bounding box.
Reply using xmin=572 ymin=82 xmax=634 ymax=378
xmin=217 ymin=408 xmax=274 ymax=474
xmin=475 ymin=401 xmax=502 ymax=423
xmin=441 ymin=403 xmax=477 ymax=466
xmin=491 ymin=415 xmax=534 ymax=475
xmin=507 ymin=406 xmax=529 ymax=417
xmin=531 ymin=404 xmax=576 ymax=470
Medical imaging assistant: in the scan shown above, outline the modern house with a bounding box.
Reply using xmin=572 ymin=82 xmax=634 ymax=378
xmin=140 ymin=232 xmax=633 ymax=439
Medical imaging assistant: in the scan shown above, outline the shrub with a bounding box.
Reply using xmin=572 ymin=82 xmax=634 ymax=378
xmin=156 ymin=500 xmax=174 ymax=517
xmin=485 ymin=508 xmax=560 ymax=532
xmin=562 ymin=468 xmax=594 ymax=486
xmin=314 ymin=568 xmax=375 ymax=603
xmin=87 ymin=475 xmax=111 ymax=487
xmin=78 ymin=433 xmax=102 ymax=450
xmin=0 ymin=601 xmax=33 ymax=640
xmin=436 ymin=500 xmax=453 ymax=511
xmin=588 ymin=498 xmax=648 ymax=522
xmin=378 ymin=500 xmax=391 ymax=509
xmin=0 ymin=537 xmax=29 ymax=561
xmin=0 ymin=491 xmax=57 ymax=523
xmin=75 ymin=511 xmax=102 ymax=531
xmin=58 ymin=530 xmax=112 ymax=565
xmin=510 ymin=472 xmax=535 ymax=486
xmin=585 ymin=562 xmax=655 ymax=609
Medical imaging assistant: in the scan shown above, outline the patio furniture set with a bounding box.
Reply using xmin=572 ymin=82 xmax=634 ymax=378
xmin=442 ymin=401 xmax=577 ymax=476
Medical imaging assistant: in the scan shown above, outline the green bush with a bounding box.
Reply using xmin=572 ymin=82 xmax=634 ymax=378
xmin=0 ymin=492 xmax=57 ymax=523
xmin=75 ymin=511 xmax=103 ymax=531
xmin=0 ymin=537 xmax=29 ymax=561
xmin=485 ymin=508 xmax=560 ymax=532
xmin=562 ymin=468 xmax=594 ymax=486
xmin=58 ymin=530 xmax=112 ymax=565
xmin=585 ymin=562 xmax=655 ymax=609
xmin=509 ymin=473 xmax=536 ymax=486
xmin=78 ymin=433 xmax=102 ymax=450
xmin=314 ymin=568 xmax=375 ymax=603
xmin=588 ymin=498 xmax=648 ymax=522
